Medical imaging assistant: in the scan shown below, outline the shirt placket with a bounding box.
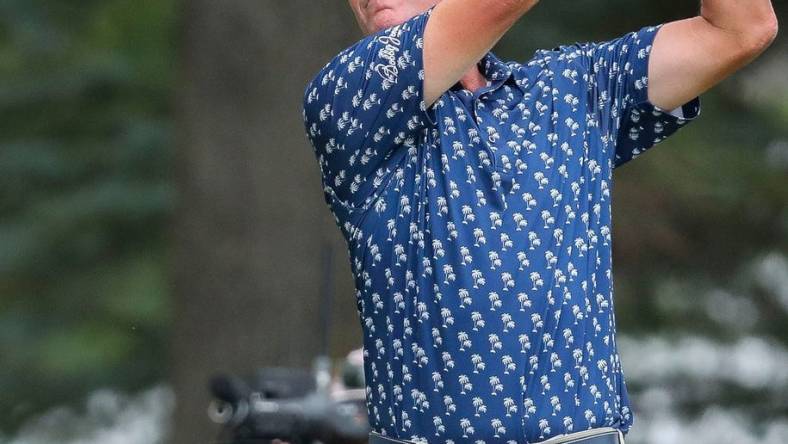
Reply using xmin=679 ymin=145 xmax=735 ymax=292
xmin=472 ymin=67 xmax=516 ymax=172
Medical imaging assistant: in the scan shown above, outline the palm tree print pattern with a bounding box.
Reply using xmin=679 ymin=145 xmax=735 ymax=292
xmin=303 ymin=5 xmax=700 ymax=443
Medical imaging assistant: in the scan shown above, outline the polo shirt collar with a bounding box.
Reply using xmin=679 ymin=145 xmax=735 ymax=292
xmin=449 ymin=51 xmax=517 ymax=97
xmin=480 ymin=51 xmax=516 ymax=92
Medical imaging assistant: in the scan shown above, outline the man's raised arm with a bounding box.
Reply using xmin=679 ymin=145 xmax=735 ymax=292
xmin=422 ymin=0 xmax=540 ymax=107
xmin=647 ymin=0 xmax=778 ymax=111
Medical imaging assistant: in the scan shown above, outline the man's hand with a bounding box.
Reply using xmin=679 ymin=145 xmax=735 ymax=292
xmin=647 ymin=0 xmax=778 ymax=111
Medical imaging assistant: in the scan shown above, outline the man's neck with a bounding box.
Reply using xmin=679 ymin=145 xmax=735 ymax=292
xmin=454 ymin=62 xmax=488 ymax=93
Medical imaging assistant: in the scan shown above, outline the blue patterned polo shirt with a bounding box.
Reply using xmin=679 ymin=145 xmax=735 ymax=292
xmin=302 ymin=6 xmax=700 ymax=443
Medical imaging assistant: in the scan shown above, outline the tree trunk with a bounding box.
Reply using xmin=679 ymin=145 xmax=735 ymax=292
xmin=169 ymin=2 xmax=362 ymax=443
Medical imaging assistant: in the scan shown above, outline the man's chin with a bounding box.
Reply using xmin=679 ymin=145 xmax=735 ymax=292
xmin=370 ymin=10 xmax=404 ymax=33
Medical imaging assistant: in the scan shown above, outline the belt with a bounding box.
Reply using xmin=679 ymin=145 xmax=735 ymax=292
xmin=369 ymin=426 xmax=625 ymax=444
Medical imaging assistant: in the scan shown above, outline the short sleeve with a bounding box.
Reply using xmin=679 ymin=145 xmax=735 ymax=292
xmin=302 ymin=7 xmax=437 ymax=211
xmin=589 ymin=24 xmax=702 ymax=169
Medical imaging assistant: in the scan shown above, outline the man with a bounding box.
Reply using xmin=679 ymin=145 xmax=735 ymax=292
xmin=302 ymin=1 xmax=777 ymax=443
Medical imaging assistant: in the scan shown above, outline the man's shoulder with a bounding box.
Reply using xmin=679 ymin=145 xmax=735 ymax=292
xmin=528 ymin=42 xmax=592 ymax=66
xmin=306 ymin=39 xmax=365 ymax=84
xmin=494 ymin=43 xmax=592 ymax=81
xmin=305 ymin=9 xmax=434 ymax=94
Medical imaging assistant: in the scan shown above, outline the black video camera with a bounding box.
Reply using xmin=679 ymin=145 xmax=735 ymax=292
xmin=208 ymin=354 xmax=370 ymax=444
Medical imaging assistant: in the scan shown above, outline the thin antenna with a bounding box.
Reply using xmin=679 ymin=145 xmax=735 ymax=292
xmin=319 ymin=241 xmax=334 ymax=357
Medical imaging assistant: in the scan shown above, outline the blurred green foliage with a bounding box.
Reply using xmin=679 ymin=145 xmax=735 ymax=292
xmin=0 ymin=0 xmax=176 ymax=432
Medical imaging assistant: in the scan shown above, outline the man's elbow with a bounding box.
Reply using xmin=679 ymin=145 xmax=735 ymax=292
xmin=740 ymin=14 xmax=779 ymax=55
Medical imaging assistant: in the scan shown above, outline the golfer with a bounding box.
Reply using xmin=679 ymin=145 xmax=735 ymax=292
xmin=302 ymin=1 xmax=778 ymax=443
